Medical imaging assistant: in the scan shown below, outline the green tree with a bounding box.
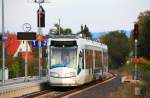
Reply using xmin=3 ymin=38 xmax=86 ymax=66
xmin=63 ymin=28 xmax=72 ymax=35
xmin=137 ymin=11 xmax=150 ymax=59
xmin=49 ymin=24 xmax=72 ymax=35
xmin=28 ymin=59 xmax=36 ymax=76
xmin=10 ymin=61 xmax=20 ymax=78
xmin=103 ymin=31 xmax=130 ymax=68
xmin=17 ymin=52 xmax=24 ymax=77
xmin=78 ymin=25 xmax=92 ymax=39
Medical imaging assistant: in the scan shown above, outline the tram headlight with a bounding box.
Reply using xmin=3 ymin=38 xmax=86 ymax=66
xmin=65 ymin=72 xmax=76 ymax=77
xmin=50 ymin=72 xmax=59 ymax=77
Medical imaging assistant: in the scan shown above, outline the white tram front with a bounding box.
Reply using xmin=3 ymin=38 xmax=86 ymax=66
xmin=47 ymin=35 xmax=108 ymax=86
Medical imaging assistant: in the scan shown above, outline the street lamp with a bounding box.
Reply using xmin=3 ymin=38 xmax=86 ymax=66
xmin=34 ymin=0 xmax=46 ymax=79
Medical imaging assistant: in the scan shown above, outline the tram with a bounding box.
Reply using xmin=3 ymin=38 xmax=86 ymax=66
xmin=47 ymin=35 xmax=108 ymax=86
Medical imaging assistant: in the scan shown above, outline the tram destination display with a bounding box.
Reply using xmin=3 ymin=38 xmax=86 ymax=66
xmin=51 ymin=41 xmax=77 ymax=47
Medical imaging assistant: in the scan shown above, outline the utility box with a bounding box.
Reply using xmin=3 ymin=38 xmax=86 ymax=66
xmin=0 ymin=68 xmax=8 ymax=80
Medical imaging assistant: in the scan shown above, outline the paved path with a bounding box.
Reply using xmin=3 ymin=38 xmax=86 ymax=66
xmin=69 ymin=76 xmax=121 ymax=98
xmin=0 ymin=76 xmax=48 ymax=87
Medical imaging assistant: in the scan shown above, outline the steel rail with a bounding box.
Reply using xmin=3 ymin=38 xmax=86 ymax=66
xmin=20 ymin=72 xmax=116 ymax=98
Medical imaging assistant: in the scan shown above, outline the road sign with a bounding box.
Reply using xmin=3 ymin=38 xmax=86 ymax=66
xmin=2 ymin=35 xmax=8 ymax=41
xmin=41 ymin=40 xmax=47 ymax=47
xmin=0 ymin=34 xmax=8 ymax=41
xmin=36 ymin=34 xmax=43 ymax=41
xmin=32 ymin=40 xmax=38 ymax=47
xmin=32 ymin=40 xmax=47 ymax=47
xmin=17 ymin=32 xmax=36 ymax=40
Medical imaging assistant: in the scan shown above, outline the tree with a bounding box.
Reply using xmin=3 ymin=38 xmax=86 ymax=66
xmin=49 ymin=24 xmax=63 ymax=35
xmin=63 ymin=28 xmax=72 ymax=35
xmin=103 ymin=31 xmax=130 ymax=68
xmin=137 ymin=11 xmax=150 ymax=60
xmin=49 ymin=24 xmax=72 ymax=35
xmin=28 ymin=59 xmax=36 ymax=76
xmin=78 ymin=25 xmax=92 ymax=39
xmin=11 ymin=62 xmax=20 ymax=78
xmin=17 ymin=52 xmax=24 ymax=77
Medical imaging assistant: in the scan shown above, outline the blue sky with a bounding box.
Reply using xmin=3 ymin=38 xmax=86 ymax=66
xmin=0 ymin=0 xmax=150 ymax=34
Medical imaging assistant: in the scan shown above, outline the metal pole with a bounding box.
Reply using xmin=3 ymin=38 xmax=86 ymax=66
xmin=101 ymin=49 xmax=104 ymax=76
xmin=58 ymin=19 xmax=60 ymax=35
xmin=38 ymin=3 xmax=41 ymax=79
xmin=106 ymin=51 xmax=108 ymax=72
xmin=24 ymin=41 xmax=28 ymax=81
xmin=134 ymin=39 xmax=138 ymax=80
xmin=2 ymin=0 xmax=5 ymax=84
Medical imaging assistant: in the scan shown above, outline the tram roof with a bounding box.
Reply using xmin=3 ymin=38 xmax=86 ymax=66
xmin=47 ymin=35 xmax=108 ymax=50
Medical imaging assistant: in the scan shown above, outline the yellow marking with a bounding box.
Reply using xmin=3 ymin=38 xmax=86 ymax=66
xmin=63 ymin=76 xmax=116 ymax=98
xmin=36 ymin=34 xmax=43 ymax=41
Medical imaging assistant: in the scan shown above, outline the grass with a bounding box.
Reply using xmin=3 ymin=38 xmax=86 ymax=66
xmin=107 ymin=83 xmax=141 ymax=98
xmin=106 ymin=62 xmax=150 ymax=98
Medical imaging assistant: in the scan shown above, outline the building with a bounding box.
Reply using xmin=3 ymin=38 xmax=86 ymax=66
xmin=5 ymin=34 xmax=33 ymax=61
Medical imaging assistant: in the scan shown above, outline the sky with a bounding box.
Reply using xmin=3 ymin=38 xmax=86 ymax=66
xmin=0 ymin=0 xmax=150 ymax=34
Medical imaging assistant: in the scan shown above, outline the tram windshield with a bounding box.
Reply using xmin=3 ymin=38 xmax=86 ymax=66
xmin=50 ymin=47 xmax=77 ymax=69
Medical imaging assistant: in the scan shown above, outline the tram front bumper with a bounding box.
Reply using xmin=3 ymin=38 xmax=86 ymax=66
xmin=49 ymin=76 xmax=77 ymax=86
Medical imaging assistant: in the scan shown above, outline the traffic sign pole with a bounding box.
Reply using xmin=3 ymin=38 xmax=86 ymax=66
xmin=20 ymin=23 xmax=33 ymax=82
xmin=38 ymin=3 xmax=42 ymax=79
xmin=133 ymin=23 xmax=139 ymax=80
xmin=24 ymin=41 xmax=28 ymax=81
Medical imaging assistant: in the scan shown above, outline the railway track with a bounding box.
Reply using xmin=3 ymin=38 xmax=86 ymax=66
xmin=20 ymin=73 xmax=116 ymax=98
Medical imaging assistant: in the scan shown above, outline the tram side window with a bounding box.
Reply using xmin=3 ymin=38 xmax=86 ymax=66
xmin=103 ymin=52 xmax=108 ymax=72
xmin=85 ymin=50 xmax=88 ymax=69
xmin=89 ymin=50 xmax=93 ymax=70
xmin=85 ymin=50 xmax=89 ymax=69
xmin=85 ymin=50 xmax=93 ymax=70
xmin=103 ymin=52 xmax=107 ymax=65
xmin=95 ymin=51 xmax=102 ymax=68
xmin=79 ymin=50 xmax=84 ymax=69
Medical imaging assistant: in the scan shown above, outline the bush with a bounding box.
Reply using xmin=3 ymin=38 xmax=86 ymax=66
xmin=134 ymin=58 xmax=150 ymax=97
xmin=28 ymin=60 xmax=36 ymax=76
xmin=9 ymin=62 xmax=20 ymax=78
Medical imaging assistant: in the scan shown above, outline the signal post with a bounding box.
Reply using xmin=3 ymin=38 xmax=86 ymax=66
xmin=133 ymin=23 xmax=139 ymax=80
xmin=35 ymin=0 xmax=45 ymax=79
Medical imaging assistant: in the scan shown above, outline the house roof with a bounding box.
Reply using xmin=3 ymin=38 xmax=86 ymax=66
xmin=5 ymin=34 xmax=33 ymax=61
xmin=5 ymin=34 xmax=21 ymax=56
xmin=22 ymin=52 xmax=33 ymax=61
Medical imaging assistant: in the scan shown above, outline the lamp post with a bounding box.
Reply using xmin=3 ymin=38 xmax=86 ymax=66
xmin=35 ymin=0 xmax=45 ymax=79
xmin=2 ymin=0 xmax=5 ymax=84
xmin=38 ymin=3 xmax=42 ymax=79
